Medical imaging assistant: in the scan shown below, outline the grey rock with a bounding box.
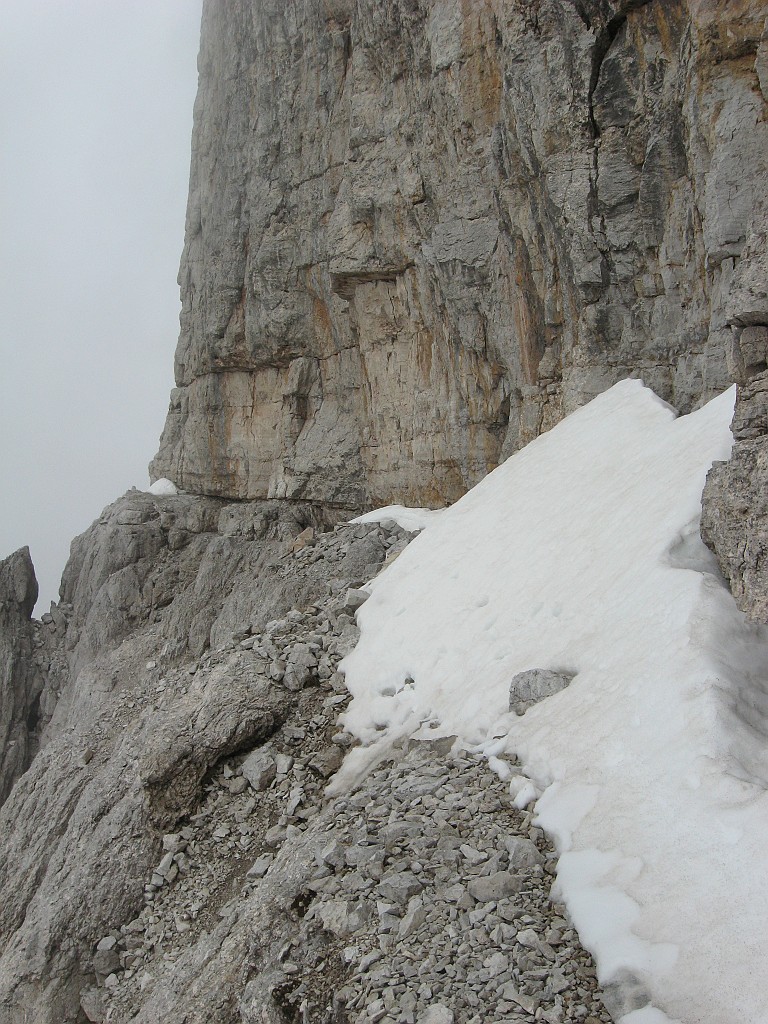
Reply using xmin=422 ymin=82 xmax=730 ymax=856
xmin=150 ymin=0 xmax=765 ymax=513
xmin=441 ymin=883 xmax=467 ymax=903
xmin=93 ymin=945 xmax=120 ymax=978
xmin=264 ymin=825 xmax=287 ymax=849
xmin=319 ymin=839 xmax=346 ymax=870
xmin=378 ymin=872 xmax=424 ymax=906
xmin=397 ymin=897 xmax=427 ymax=940
xmin=703 ymin=370 xmax=768 ymax=622
xmin=157 ymin=852 xmax=175 ymax=877
xmin=80 ymin=987 xmax=107 ymax=1023
xmin=485 ymin=950 xmax=509 ymax=976
xmin=161 ymin=833 xmax=185 ymax=854
xmin=308 ymin=746 xmax=344 ymax=779
xmin=499 ymin=985 xmax=538 ymax=1014
xmin=274 ymin=753 xmax=294 ymax=776
xmin=377 ymin=911 xmax=401 ymax=936
xmin=505 ymin=836 xmax=545 ymax=871
xmin=316 ymin=898 xmax=371 ymax=937
xmin=0 ymin=547 xmax=45 ymax=806
xmin=467 ymin=871 xmax=523 ymax=903
xmin=241 ymin=750 xmax=277 ymax=792
xmin=508 ymin=668 xmax=574 ymax=715
xmin=342 ymin=588 xmax=370 ymax=614
xmin=290 ymin=527 xmax=315 ymax=553
xmin=269 ymin=661 xmax=285 ymax=683
xmin=417 ymin=1007 xmax=454 ymax=1024
xmin=283 ymin=643 xmax=318 ymax=691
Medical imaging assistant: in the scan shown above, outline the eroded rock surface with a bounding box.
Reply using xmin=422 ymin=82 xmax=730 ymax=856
xmin=0 ymin=548 xmax=42 ymax=805
xmin=702 ymin=367 xmax=768 ymax=622
xmin=100 ymin=740 xmax=614 ymax=1024
xmin=0 ymin=506 xmax=616 ymax=1024
xmin=0 ymin=498 xmax=413 ymax=1023
xmin=151 ymin=0 xmax=768 ymax=509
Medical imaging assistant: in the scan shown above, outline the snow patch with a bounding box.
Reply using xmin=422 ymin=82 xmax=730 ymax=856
xmin=351 ymin=504 xmax=445 ymax=532
xmin=147 ymin=477 xmax=178 ymax=496
xmin=338 ymin=380 xmax=768 ymax=1024
xmin=621 ymin=1008 xmax=683 ymax=1024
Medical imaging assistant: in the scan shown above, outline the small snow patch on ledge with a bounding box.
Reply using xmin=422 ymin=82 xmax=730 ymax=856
xmin=147 ymin=478 xmax=178 ymax=496
xmin=351 ymin=504 xmax=445 ymax=533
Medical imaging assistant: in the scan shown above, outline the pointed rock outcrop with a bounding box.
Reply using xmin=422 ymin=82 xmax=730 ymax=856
xmin=0 ymin=547 xmax=42 ymax=806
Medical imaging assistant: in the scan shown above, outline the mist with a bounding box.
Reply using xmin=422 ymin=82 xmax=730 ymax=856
xmin=0 ymin=0 xmax=203 ymax=612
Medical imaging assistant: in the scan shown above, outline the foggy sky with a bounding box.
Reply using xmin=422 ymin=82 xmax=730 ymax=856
xmin=0 ymin=0 xmax=203 ymax=611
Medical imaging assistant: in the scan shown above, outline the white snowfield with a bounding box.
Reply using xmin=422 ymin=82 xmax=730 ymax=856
xmin=338 ymin=381 xmax=768 ymax=1024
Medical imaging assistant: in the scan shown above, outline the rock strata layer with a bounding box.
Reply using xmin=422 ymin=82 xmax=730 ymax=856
xmin=151 ymin=0 xmax=768 ymax=510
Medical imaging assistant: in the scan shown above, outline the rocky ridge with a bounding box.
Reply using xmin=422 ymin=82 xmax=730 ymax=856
xmin=0 ymin=508 xmax=616 ymax=1023
xmin=0 ymin=494 xmax=387 ymax=1022
xmin=97 ymin=736 xmax=615 ymax=1024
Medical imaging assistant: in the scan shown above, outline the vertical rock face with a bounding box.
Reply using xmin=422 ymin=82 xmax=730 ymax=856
xmin=0 ymin=548 xmax=42 ymax=806
xmin=700 ymin=29 xmax=768 ymax=621
xmin=150 ymin=0 xmax=768 ymax=509
xmin=702 ymin=366 xmax=768 ymax=622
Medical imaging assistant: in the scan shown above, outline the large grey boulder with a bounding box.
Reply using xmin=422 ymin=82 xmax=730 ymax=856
xmin=241 ymin=749 xmax=277 ymax=791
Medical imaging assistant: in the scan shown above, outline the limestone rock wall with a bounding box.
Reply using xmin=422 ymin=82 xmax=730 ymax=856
xmin=151 ymin=0 xmax=768 ymax=509
xmin=700 ymin=133 xmax=768 ymax=620
xmin=702 ymin=365 xmax=768 ymax=623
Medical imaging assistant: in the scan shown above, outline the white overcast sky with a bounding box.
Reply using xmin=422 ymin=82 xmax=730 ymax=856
xmin=0 ymin=0 xmax=203 ymax=611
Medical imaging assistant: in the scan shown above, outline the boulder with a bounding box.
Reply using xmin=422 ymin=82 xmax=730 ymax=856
xmin=508 ymin=668 xmax=575 ymax=715
xmin=242 ymin=750 xmax=277 ymax=792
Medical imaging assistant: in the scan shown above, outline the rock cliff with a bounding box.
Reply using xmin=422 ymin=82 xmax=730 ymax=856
xmin=151 ymin=0 xmax=768 ymax=512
